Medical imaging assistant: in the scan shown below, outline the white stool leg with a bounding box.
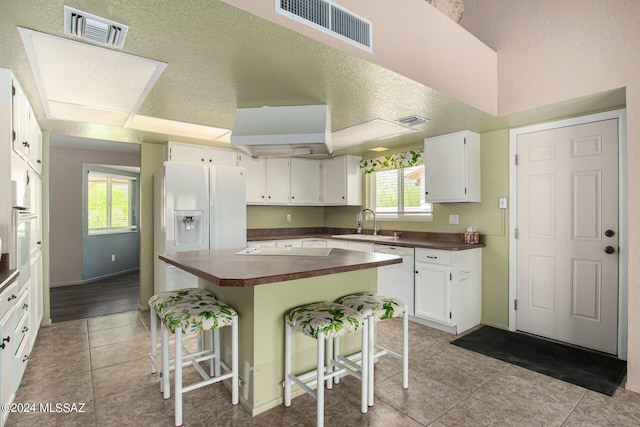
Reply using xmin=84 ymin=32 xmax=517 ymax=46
xmin=326 ymin=338 xmax=333 ymax=390
xmin=174 ymin=327 xmax=183 ymax=427
xmin=214 ymin=328 xmax=221 ymax=377
xmin=150 ymin=308 xmax=157 ymax=374
xmin=209 ymin=329 xmax=215 ymax=377
xmin=368 ymin=316 xmax=375 ymax=407
xmin=402 ymin=307 xmax=409 ymax=389
xmin=284 ymin=321 xmax=292 ymax=407
xmin=317 ymin=331 xmax=325 ymax=427
xmin=333 ymin=338 xmax=340 ymax=385
xmin=231 ymin=315 xmax=239 ymax=405
xmin=360 ymin=320 xmax=368 ymax=414
xmin=162 ymin=323 xmax=170 ymax=399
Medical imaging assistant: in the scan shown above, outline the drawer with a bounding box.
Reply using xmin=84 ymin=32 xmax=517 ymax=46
xmin=1 ymin=279 xmax=19 ymax=319
xmin=13 ymin=329 xmax=30 ymax=392
xmin=15 ymin=287 xmax=29 ymax=318
xmin=415 ymin=248 xmax=451 ymax=266
xmin=14 ymin=311 xmax=29 ymax=353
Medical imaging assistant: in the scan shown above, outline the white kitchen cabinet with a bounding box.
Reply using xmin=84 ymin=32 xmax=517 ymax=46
xmin=424 ymin=131 xmax=480 ymax=203
xmin=28 ymin=250 xmax=42 ymax=348
xmin=12 ymin=285 xmax=29 ymax=392
xmin=11 ymin=78 xmax=42 ymax=175
xmin=301 ymin=239 xmax=327 ymax=248
xmin=326 ymin=239 xmax=349 ymax=250
xmin=244 ymin=156 xmax=268 ymax=204
xmin=266 ymin=158 xmax=290 ymax=204
xmin=168 ymin=141 xmax=240 ymax=166
xmin=345 ymin=241 xmax=374 ymax=253
xmin=276 ymin=239 xmax=303 ymax=248
xmin=244 ymin=158 xmax=291 ymax=205
xmin=414 ymin=247 xmax=482 ymax=334
xmin=0 ymin=70 xmax=43 ymax=418
xmin=1 ymin=274 xmax=18 ymax=424
xmin=322 ymin=155 xmax=362 ymax=205
xmin=290 ymin=158 xmax=321 ymax=205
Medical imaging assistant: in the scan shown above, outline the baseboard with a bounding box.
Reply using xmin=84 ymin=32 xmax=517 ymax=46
xmin=50 ymin=268 xmax=139 ymax=288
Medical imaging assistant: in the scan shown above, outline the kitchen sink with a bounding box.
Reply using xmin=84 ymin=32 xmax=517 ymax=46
xmin=331 ymin=234 xmax=398 ymax=242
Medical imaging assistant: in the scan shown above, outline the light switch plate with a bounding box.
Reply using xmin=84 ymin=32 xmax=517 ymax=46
xmin=499 ymin=197 xmax=508 ymax=209
xmin=449 ymin=214 xmax=459 ymax=225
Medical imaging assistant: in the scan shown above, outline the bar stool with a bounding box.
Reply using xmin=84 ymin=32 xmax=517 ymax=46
xmin=159 ymin=295 xmax=239 ymax=427
xmin=284 ymin=302 xmax=368 ymax=427
xmin=148 ymin=288 xmax=216 ymax=375
xmin=336 ymin=292 xmax=408 ymax=407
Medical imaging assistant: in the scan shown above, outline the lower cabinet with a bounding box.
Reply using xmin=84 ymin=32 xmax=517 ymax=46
xmin=414 ymin=248 xmax=482 ymax=334
xmin=0 ymin=276 xmax=18 ymax=426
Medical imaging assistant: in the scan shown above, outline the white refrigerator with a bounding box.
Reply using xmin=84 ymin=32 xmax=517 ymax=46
xmin=154 ymin=162 xmax=246 ymax=293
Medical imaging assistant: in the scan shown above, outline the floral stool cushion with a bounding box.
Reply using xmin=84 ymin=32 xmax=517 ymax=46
xmin=148 ymin=288 xmax=216 ymax=313
xmin=336 ymin=292 xmax=406 ymax=321
xmin=160 ymin=296 xmax=237 ymax=334
xmin=286 ymin=302 xmax=364 ymax=340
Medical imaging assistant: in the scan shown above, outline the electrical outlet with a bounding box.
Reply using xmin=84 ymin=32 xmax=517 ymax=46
xmin=286 ymin=213 xmax=292 ymax=222
xmin=499 ymin=197 xmax=508 ymax=209
xmin=449 ymin=214 xmax=459 ymax=225
xmin=111 ymin=254 xmax=116 ymax=262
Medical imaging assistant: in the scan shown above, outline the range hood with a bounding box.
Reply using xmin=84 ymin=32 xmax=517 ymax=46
xmin=230 ymin=105 xmax=332 ymax=156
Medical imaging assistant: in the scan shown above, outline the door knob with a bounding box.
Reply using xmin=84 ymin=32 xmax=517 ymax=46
xmin=605 ymin=230 xmax=616 ymax=237
xmin=604 ymin=246 xmax=615 ymax=254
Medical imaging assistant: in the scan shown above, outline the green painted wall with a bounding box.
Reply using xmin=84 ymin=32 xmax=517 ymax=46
xmin=247 ymin=205 xmax=324 ymax=228
xmin=139 ymin=142 xmax=165 ymax=309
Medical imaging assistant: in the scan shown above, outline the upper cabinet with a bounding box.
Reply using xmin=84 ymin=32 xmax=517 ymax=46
xmin=424 ymin=131 xmax=480 ymax=203
xmin=290 ymin=158 xmax=321 ymax=205
xmin=168 ymin=141 xmax=362 ymax=207
xmin=244 ymin=155 xmax=361 ymax=206
xmin=322 ymin=155 xmax=362 ymax=206
xmin=244 ymin=157 xmax=290 ymax=204
xmin=11 ymin=78 xmax=42 ymax=175
xmin=168 ymin=141 xmax=241 ymax=166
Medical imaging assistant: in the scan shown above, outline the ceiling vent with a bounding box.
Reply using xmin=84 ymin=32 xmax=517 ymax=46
xmin=63 ymin=6 xmax=128 ymax=48
xmin=396 ymin=115 xmax=430 ymax=127
xmin=276 ymin=0 xmax=372 ymax=52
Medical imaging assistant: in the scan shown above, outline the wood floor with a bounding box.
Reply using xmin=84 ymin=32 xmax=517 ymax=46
xmin=49 ymin=271 xmax=140 ymax=323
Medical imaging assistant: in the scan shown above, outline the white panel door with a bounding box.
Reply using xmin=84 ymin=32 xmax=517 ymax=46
xmin=516 ymin=119 xmax=619 ymax=354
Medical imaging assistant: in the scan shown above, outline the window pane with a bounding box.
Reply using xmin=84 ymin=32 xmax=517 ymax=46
xmin=110 ymin=178 xmax=131 ymax=228
xmin=403 ymin=165 xmax=428 ymax=213
xmin=88 ymin=174 xmax=108 ymax=229
xmin=375 ymin=169 xmax=399 ymax=213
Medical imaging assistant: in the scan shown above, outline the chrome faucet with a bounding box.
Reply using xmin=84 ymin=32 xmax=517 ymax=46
xmin=356 ymin=208 xmax=378 ymax=235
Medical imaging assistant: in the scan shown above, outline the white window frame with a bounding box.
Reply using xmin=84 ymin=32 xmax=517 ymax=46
xmin=365 ymin=164 xmax=433 ymax=221
xmin=87 ymin=171 xmax=138 ymax=235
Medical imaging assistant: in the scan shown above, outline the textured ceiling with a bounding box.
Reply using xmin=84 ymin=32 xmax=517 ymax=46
xmin=0 ymin=0 xmax=626 ymax=156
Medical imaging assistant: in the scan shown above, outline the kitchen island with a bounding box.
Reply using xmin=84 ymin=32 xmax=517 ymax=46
xmin=159 ymin=247 xmax=401 ymax=416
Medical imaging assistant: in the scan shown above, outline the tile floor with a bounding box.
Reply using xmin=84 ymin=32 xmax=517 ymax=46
xmin=6 ymin=311 xmax=640 ymax=426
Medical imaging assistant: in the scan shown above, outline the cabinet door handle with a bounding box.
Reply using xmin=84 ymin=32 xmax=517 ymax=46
xmin=8 ymin=294 xmax=17 ymax=301
xmin=0 ymin=336 xmax=10 ymax=350
xmin=22 ymin=303 xmax=29 ymax=310
xmin=22 ymin=355 xmax=29 ymax=362
xmin=426 ymin=255 xmax=438 ymax=259
xmin=415 ymin=271 xmax=419 ymax=274
xmin=22 ymin=326 xmax=29 ymax=333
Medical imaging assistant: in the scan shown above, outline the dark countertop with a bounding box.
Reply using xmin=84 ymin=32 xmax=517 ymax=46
xmin=247 ymin=231 xmax=486 ymax=251
xmin=0 ymin=269 xmax=19 ymax=293
xmin=159 ymin=247 xmax=402 ymax=287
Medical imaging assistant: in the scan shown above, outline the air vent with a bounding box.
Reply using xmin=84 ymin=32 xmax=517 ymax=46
xmin=276 ymin=0 xmax=372 ymax=52
xmin=396 ymin=115 xmax=430 ymax=127
xmin=63 ymin=6 xmax=128 ymax=48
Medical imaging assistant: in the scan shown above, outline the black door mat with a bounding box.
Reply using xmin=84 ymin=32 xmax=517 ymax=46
xmin=451 ymin=326 xmax=626 ymax=396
